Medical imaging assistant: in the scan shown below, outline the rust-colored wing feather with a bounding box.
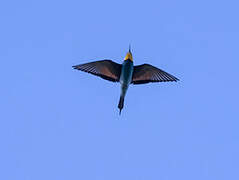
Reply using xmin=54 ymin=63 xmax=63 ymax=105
xmin=73 ymin=60 xmax=122 ymax=82
xmin=132 ymin=64 xmax=179 ymax=84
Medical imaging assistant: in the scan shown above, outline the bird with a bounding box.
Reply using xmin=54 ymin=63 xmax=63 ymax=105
xmin=72 ymin=46 xmax=179 ymax=114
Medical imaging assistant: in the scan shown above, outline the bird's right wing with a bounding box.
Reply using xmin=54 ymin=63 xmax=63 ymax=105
xmin=73 ymin=60 xmax=122 ymax=82
xmin=132 ymin=64 xmax=179 ymax=84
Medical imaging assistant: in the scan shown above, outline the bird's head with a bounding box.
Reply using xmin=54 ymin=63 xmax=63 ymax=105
xmin=124 ymin=45 xmax=133 ymax=61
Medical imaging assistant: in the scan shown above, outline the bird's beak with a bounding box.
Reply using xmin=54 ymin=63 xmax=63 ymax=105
xmin=124 ymin=45 xmax=133 ymax=61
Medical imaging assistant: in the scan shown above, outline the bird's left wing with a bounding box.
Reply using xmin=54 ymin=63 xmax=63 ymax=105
xmin=73 ymin=60 xmax=122 ymax=82
xmin=132 ymin=64 xmax=179 ymax=84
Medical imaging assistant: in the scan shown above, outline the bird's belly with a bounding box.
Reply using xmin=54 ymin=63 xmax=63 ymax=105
xmin=120 ymin=73 xmax=132 ymax=86
xmin=120 ymin=62 xmax=133 ymax=86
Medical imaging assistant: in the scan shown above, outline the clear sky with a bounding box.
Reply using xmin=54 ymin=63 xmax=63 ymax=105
xmin=1 ymin=0 xmax=239 ymax=179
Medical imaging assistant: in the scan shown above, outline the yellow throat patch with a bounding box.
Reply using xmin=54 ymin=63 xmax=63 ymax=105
xmin=124 ymin=51 xmax=133 ymax=61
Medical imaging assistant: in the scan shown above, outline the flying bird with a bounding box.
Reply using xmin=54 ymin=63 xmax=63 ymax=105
xmin=73 ymin=46 xmax=179 ymax=114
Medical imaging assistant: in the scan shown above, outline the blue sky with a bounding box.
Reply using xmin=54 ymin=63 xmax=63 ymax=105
xmin=1 ymin=0 xmax=239 ymax=179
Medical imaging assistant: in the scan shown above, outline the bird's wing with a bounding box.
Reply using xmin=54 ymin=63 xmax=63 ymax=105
xmin=132 ymin=64 xmax=179 ymax=84
xmin=73 ymin=60 xmax=122 ymax=82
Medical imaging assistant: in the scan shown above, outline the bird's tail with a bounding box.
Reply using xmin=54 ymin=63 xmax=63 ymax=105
xmin=118 ymin=96 xmax=124 ymax=115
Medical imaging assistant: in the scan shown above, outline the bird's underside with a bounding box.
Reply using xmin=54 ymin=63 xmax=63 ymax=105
xmin=73 ymin=58 xmax=179 ymax=115
xmin=72 ymin=60 xmax=179 ymax=84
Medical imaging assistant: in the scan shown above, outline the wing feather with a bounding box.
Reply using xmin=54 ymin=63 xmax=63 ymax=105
xmin=73 ymin=60 xmax=122 ymax=82
xmin=132 ymin=64 xmax=179 ymax=84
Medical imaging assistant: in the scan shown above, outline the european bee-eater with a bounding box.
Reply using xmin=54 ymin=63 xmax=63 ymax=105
xmin=73 ymin=47 xmax=179 ymax=114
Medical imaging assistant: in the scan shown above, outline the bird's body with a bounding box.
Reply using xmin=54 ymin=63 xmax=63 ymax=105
xmin=118 ymin=59 xmax=134 ymax=114
xmin=73 ymin=47 xmax=179 ymax=114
